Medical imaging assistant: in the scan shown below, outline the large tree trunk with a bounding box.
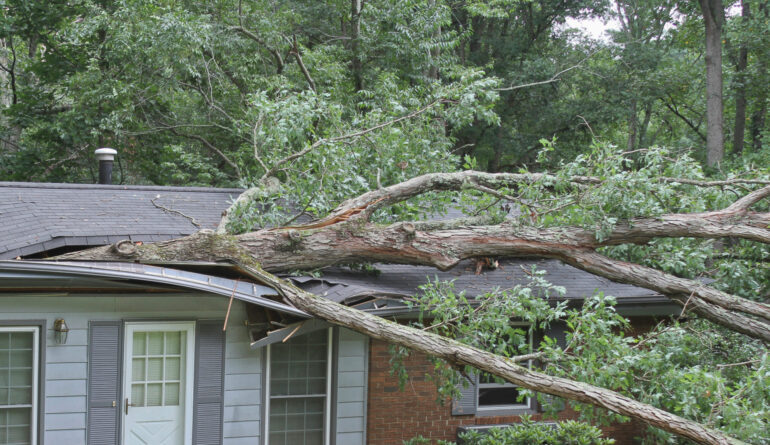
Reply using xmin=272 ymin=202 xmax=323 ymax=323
xmin=56 ymin=171 xmax=770 ymax=444
xmin=700 ymin=0 xmax=725 ymax=166
xmin=61 ymin=171 xmax=770 ymax=342
xmin=350 ymin=0 xmax=363 ymax=92
xmin=246 ymin=265 xmax=747 ymax=445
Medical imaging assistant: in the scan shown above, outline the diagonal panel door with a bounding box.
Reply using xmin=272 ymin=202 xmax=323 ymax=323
xmin=123 ymin=323 xmax=195 ymax=445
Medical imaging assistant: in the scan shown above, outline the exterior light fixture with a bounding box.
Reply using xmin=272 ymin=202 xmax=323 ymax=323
xmin=54 ymin=318 xmax=69 ymax=345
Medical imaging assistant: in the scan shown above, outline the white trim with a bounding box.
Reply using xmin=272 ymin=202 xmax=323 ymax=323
xmin=121 ymin=321 xmax=196 ymax=445
xmin=0 ymin=326 xmax=39 ymax=445
xmin=265 ymin=327 xmax=333 ymax=445
xmin=264 ymin=347 xmax=271 ymax=443
xmin=324 ymin=328 xmax=332 ymax=445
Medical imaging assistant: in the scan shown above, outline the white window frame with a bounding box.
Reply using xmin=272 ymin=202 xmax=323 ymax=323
xmin=264 ymin=327 xmax=333 ymax=445
xmin=0 ymin=326 xmax=40 ymax=445
xmin=476 ymin=323 xmax=533 ymax=415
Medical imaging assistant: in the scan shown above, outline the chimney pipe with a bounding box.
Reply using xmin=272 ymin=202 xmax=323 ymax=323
xmin=94 ymin=148 xmax=117 ymax=185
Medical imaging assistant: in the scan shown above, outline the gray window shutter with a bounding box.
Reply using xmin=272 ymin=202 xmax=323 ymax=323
xmin=335 ymin=328 xmax=368 ymax=445
xmin=87 ymin=321 xmax=123 ymax=445
xmin=451 ymin=373 xmax=478 ymax=415
xmin=193 ymin=320 xmax=226 ymax=445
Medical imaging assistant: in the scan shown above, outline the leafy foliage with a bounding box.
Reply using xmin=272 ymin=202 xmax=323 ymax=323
xmin=459 ymin=417 xmax=615 ymax=445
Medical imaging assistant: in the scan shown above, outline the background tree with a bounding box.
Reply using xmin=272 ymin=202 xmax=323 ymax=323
xmin=699 ymin=0 xmax=725 ymax=167
xmin=61 ymin=145 xmax=770 ymax=444
xmin=1 ymin=2 xmax=769 ymax=442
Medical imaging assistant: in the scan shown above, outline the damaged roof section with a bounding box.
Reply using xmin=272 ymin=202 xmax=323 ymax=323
xmin=287 ymin=258 xmax=671 ymax=316
xmin=0 ymin=260 xmax=307 ymax=318
xmin=0 ymin=182 xmax=242 ymax=259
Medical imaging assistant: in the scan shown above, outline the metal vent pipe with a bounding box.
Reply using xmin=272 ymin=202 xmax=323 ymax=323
xmin=94 ymin=148 xmax=117 ymax=185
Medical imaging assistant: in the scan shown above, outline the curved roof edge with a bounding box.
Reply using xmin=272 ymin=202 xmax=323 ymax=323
xmin=0 ymin=181 xmax=243 ymax=193
xmin=0 ymin=260 xmax=308 ymax=318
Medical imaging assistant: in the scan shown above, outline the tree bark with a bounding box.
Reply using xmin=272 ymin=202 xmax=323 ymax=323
xmin=350 ymin=0 xmax=363 ymax=92
xmin=59 ymin=171 xmax=770 ymax=343
xmin=732 ymin=0 xmax=750 ymax=155
xmin=52 ymin=171 xmax=770 ymax=444
xmin=700 ymin=0 xmax=725 ymax=167
xmin=241 ymin=264 xmax=748 ymax=445
xmin=750 ymin=58 xmax=767 ymax=152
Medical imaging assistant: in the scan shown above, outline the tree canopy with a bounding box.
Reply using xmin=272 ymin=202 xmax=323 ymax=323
xmin=2 ymin=0 xmax=769 ymax=444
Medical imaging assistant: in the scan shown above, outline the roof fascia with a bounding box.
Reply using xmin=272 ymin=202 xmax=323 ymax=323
xmin=0 ymin=261 xmax=308 ymax=318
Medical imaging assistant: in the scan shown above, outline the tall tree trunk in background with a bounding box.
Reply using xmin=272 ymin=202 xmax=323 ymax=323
xmin=350 ymin=0 xmax=363 ymax=92
xmin=0 ymin=37 xmax=20 ymax=152
xmin=638 ymin=101 xmax=653 ymax=148
xmin=751 ymin=3 xmax=768 ymax=152
xmin=627 ymin=98 xmax=638 ymax=151
xmin=427 ymin=0 xmax=440 ymax=80
xmin=750 ymin=80 xmax=766 ymax=151
xmin=700 ymin=0 xmax=724 ymax=166
xmin=732 ymin=0 xmax=750 ymax=155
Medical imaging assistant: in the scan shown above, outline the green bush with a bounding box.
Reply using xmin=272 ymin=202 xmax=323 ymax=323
xmin=458 ymin=418 xmax=614 ymax=445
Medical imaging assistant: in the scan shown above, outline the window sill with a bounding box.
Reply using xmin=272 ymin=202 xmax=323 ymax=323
xmin=474 ymin=405 xmax=536 ymax=417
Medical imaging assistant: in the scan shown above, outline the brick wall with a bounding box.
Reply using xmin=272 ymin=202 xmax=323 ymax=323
xmin=366 ymin=338 xmax=646 ymax=444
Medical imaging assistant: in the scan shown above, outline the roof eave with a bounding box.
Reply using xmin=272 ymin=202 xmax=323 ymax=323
xmin=0 ymin=260 xmax=308 ymax=318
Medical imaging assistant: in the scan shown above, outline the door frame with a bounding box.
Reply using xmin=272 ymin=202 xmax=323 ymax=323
xmin=121 ymin=321 xmax=196 ymax=445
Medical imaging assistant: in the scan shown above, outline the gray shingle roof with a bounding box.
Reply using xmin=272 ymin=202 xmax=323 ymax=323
xmin=0 ymin=182 xmax=666 ymax=311
xmin=0 ymin=182 xmax=242 ymax=259
xmin=288 ymin=258 xmax=663 ymax=307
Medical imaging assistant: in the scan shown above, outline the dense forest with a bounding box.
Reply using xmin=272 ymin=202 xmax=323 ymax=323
xmin=1 ymin=1 xmax=769 ymax=189
xmin=2 ymin=1 xmax=770 ymax=444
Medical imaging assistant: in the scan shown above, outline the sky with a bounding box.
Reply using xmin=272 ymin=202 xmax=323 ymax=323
xmin=564 ymin=16 xmax=620 ymax=40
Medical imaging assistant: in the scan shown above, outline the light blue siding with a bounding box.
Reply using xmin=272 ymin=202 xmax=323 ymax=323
xmin=223 ymin=308 xmax=262 ymax=445
xmin=0 ymin=295 xmax=369 ymax=445
xmin=335 ymin=328 xmax=368 ymax=445
xmin=0 ymin=293 xmax=251 ymax=445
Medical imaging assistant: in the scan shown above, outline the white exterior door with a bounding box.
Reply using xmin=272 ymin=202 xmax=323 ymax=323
xmin=123 ymin=322 xmax=195 ymax=445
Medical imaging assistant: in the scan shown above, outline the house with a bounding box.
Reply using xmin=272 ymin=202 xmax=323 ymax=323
xmin=0 ymin=181 xmax=677 ymax=445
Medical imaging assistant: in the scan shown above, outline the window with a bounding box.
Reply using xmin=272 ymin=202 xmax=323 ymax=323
xmin=130 ymin=330 xmax=185 ymax=407
xmin=266 ymin=329 xmax=331 ymax=445
xmin=0 ymin=327 xmax=39 ymax=445
xmin=476 ymin=325 xmax=533 ymax=414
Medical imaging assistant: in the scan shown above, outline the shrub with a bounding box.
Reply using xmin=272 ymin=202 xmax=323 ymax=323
xmin=458 ymin=418 xmax=615 ymax=445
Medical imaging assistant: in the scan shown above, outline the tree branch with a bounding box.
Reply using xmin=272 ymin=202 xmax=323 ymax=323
xmin=167 ymin=128 xmax=242 ymax=179
xmin=495 ymin=48 xmax=601 ymax=92
xmin=231 ymin=25 xmax=285 ymax=71
xmin=663 ymin=98 xmax=707 ymax=142
xmin=259 ymin=99 xmax=446 ymax=181
xmin=317 ymin=171 xmax=770 ymax=226
xmin=242 ymin=263 xmax=747 ymax=445
xmin=290 ymin=35 xmax=316 ymax=93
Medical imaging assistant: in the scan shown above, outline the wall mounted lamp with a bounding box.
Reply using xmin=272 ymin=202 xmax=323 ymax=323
xmin=54 ymin=318 xmax=69 ymax=345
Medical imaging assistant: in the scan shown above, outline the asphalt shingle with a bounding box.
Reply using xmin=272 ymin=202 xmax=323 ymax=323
xmin=0 ymin=182 xmax=242 ymax=258
xmin=1 ymin=182 xmax=663 ymax=306
xmin=288 ymin=258 xmax=661 ymax=304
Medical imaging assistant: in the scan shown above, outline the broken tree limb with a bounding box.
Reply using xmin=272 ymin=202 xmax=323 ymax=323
xmin=240 ymin=263 xmax=747 ymax=445
xmin=58 ymin=203 xmax=770 ymax=341
xmin=50 ymin=170 xmax=770 ymax=444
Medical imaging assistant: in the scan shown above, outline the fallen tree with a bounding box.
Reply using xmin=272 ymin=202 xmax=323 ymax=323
xmin=59 ymin=168 xmax=769 ymax=445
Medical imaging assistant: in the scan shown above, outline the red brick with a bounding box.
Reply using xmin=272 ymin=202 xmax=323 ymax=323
xmin=366 ymin=338 xmax=646 ymax=444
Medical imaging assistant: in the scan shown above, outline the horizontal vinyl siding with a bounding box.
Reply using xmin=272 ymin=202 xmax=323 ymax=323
xmin=223 ymin=303 xmax=261 ymax=445
xmin=335 ymin=328 xmax=368 ymax=445
xmin=0 ymin=293 xmax=243 ymax=445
